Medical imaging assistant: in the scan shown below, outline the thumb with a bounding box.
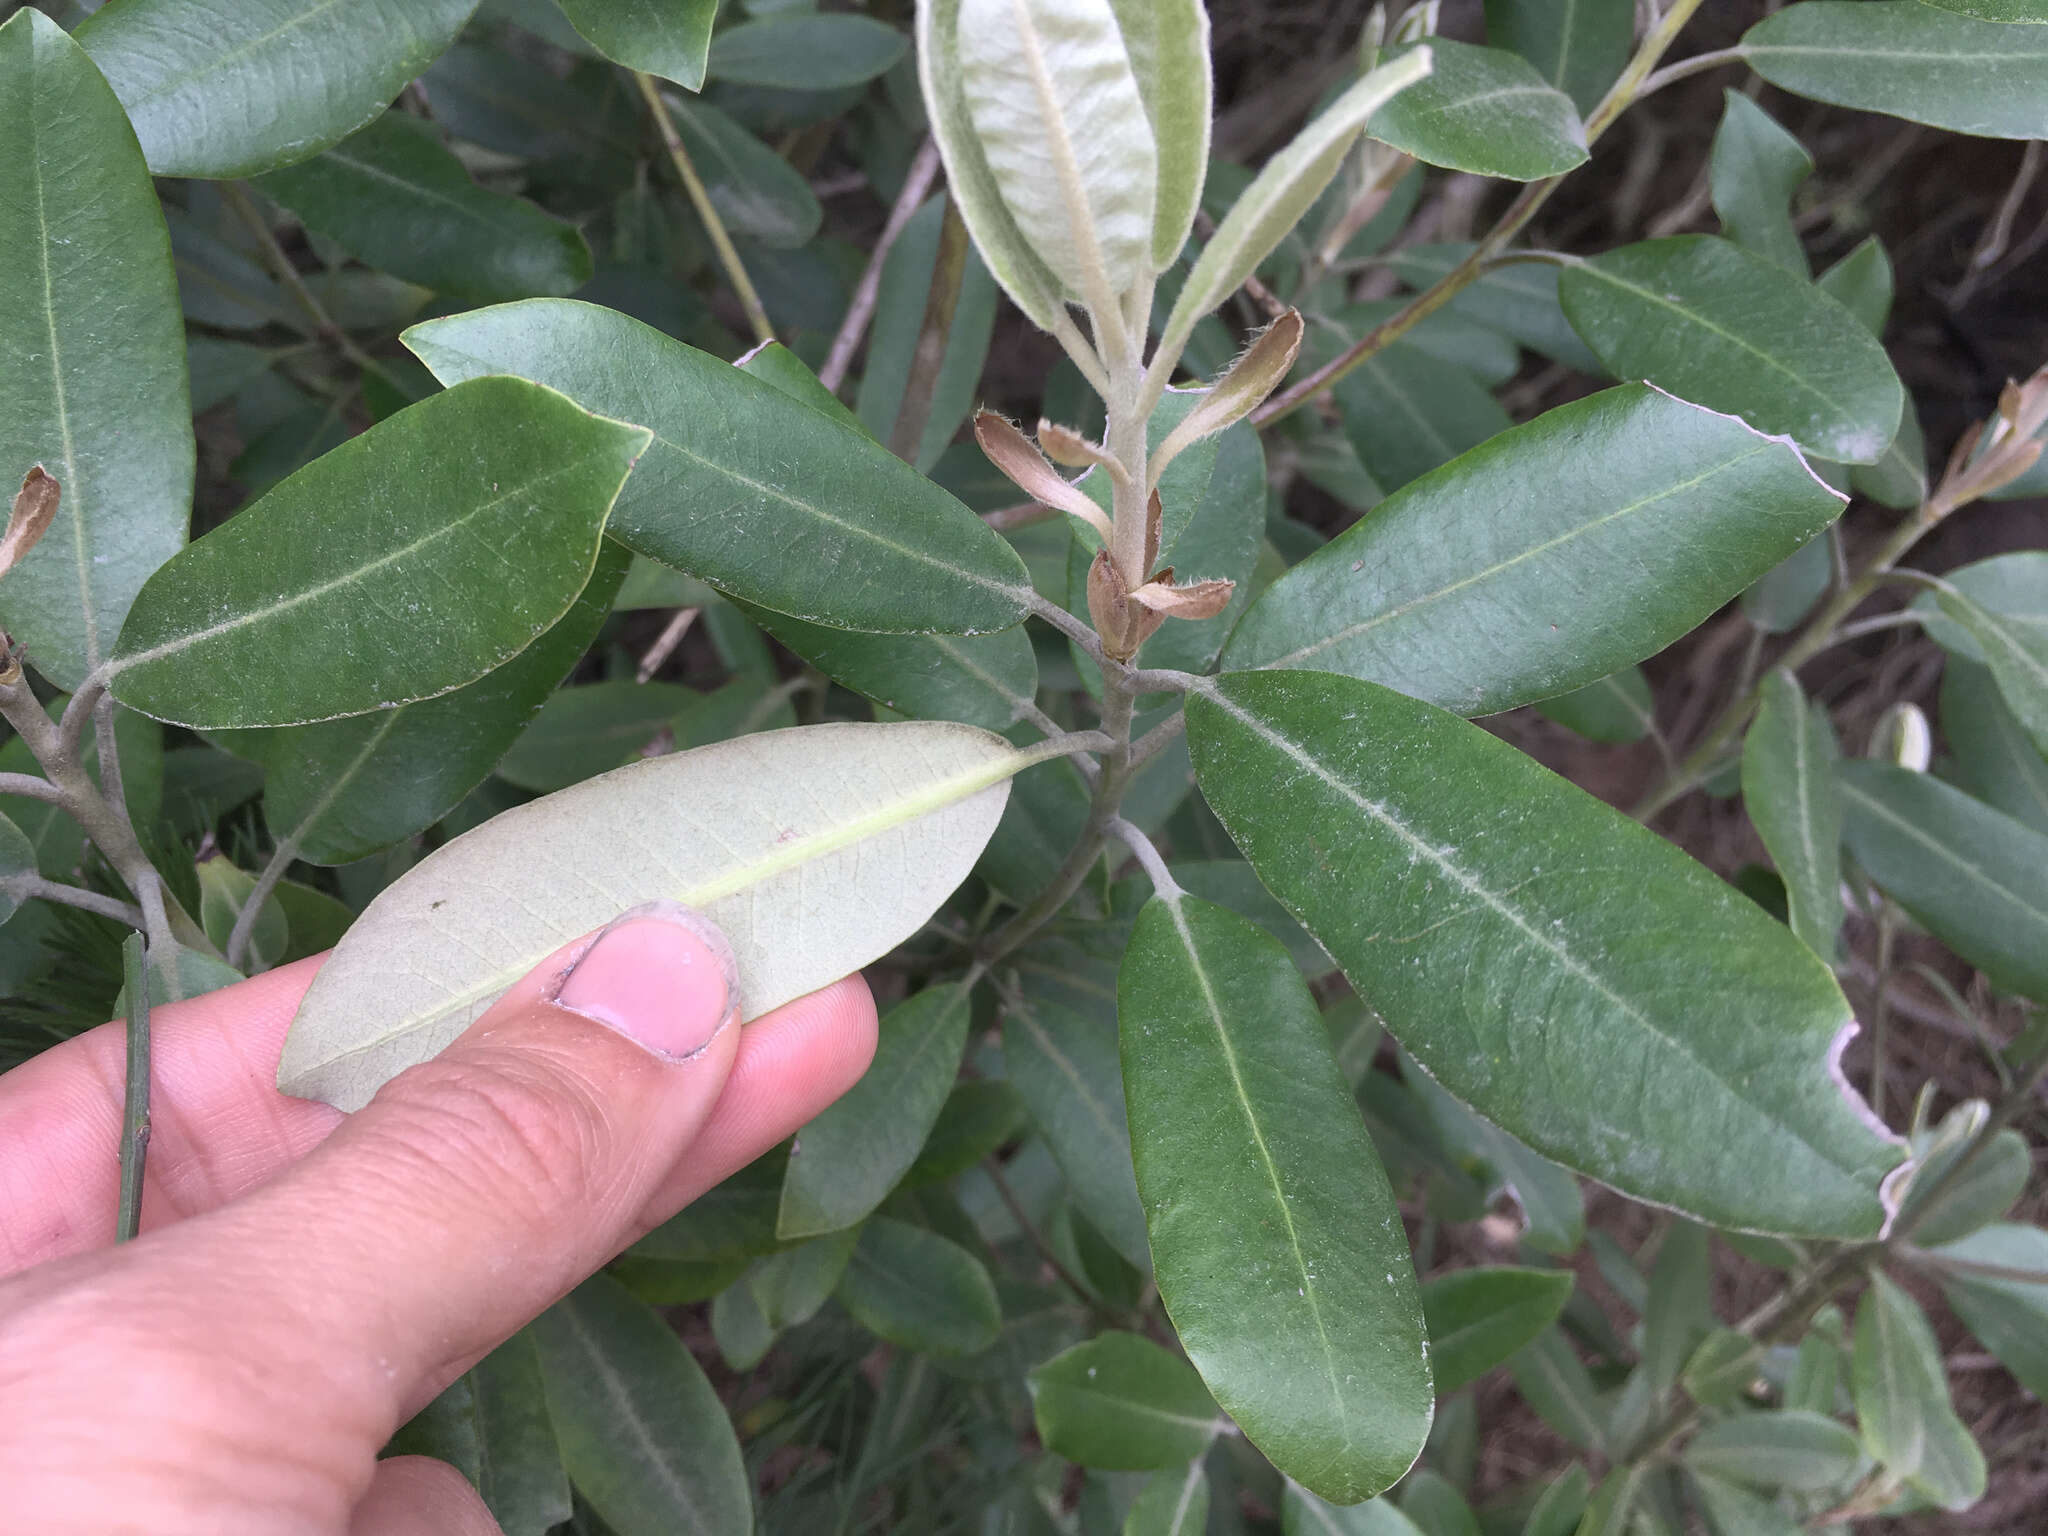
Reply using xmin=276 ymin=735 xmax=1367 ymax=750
xmin=164 ymin=900 xmax=743 ymax=1415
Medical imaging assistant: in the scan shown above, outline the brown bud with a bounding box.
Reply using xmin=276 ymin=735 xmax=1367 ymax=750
xmin=1 ymin=467 xmax=60 ymax=580
xmin=1037 ymin=420 xmax=1117 ymax=473
xmin=974 ymin=411 xmax=1112 ymax=542
xmin=1143 ymin=487 xmax=1164 ymax=577
xmin=1085 ymin=548 xmax=1165 ymax=662
xmin=1149 ymin=310 xmax=1304 ymax=481
xmin=1129 ymin=574 xmax=1236 ymax=620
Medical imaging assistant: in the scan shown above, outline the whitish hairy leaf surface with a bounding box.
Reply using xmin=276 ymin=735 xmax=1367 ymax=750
xmin=1222 ymin=386 xmax=1845 ymax=716
xmin=1108 ymin=0 xmax=1211 ymax=267
xmin=109 ymin=378 xmax=646 ymax=729
xmin=0 ymin=10 xmax=190 ymax=691
xmin=406 ymin=300 xmax=1030 ymax=635
xmin=1188 ymin=671 xmax=1905 ymax=1237
xmin=77 ymin=0 xmax=479 ymax=178
xmin=283 ymin=722 xmax=1046 ymax=1109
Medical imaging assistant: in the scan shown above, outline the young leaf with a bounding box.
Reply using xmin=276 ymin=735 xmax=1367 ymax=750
xmin=1532 ymin=668 xmax=1655 ymax=745
xmin=707 ymin=12 xmax=907 ymax=90
xmin=110 ymin=378 xmax=646 ymax=730
xmin=1366 ymin=40 xmax=1588 ymax=182
xmin=76 ymin=0 xmax=478 ymax=178
xmin=1028 ymin=1333 xmax=1221 ymax=1470
xmin=835 ymin=1216 xmax=1002 ymax=1355
xmin=1837 ymin=761 xmax=2048 ymax=1004
xmin=1119 ymin=895 xmax=1432 ymax=1503
xmin=405 ymin=300 xmax=1032 ymax=636
xmin=1221 ymin=385 xmax=1845 ymax=718
xmin=256 ymin=113 xmax=590 ymax=303
xmin=1852 ymin=1272 xmax=1988 ymax=1509
xmin=1933 ymin=1223 xmax=2048 ymax=1398
xmin=531 ymin=1275 xmax=750 ymax=1536
xmin=0 ymin=9 xmax=191 ymax=692
xmin=1942 ymin=658 xmax=2048 ymax=836
xmin=1558 ymin=236 xmax=1904 ymax=463
xmin=1709 ymin=93 xmax=1813 ymax=275
xmin=1187 ymin=672 xmax=1904 ymax=1237
xmin=1107 ymin=0 xmax=1212 ymax=268
xmin=282 ymin=722 xmax=1044 ymax=1110
xmin=1420 ymin=1267 xmax=1575 ymax=1395
xmin=1742 ymin=2 xmax=2048 ymax=141
xmin=1483 ymin=0 xmax=1633 ymax=115
xmin=1742 ymin=669 xmax=1844 ymax=958
xmin=1004 ymin=990 xmax=1151 ymax=1269
xmin=778 ymin=985 xmax=971 ymax=1239
xmin=553 ymin=0 xmax=718 ymax=91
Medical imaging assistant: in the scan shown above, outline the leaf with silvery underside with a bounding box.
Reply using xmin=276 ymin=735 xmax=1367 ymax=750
xmin=109 ymin=378 xmax=646 ymax=730
xmin=1108 ymin=0 xmax=1211 ymax=267
xmin=281 ymin=721 xmax=1055 ymax=1111
xmin=77 ymin=0 xmax=479 ymax=179
xmin=1188 ymin=671 xmax=1904 ymax=1237
xmin=405 ymin=300 xmax=1031 ymax=636
xmin=1366 ymin=39 xmax=1588 ymax=182
xmin=1221 ymin=385 xmax=1846 ymax=718
xmin=0 ymin=10 xmax=191 ymax=693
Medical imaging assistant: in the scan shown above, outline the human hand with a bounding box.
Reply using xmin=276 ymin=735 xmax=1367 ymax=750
xmin=0 ymin=904 xmax=878 ymax=1534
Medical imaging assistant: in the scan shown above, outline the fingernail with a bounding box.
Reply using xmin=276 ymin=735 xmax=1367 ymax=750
xmin=550 ymin=900 xmax=736 ymax=1061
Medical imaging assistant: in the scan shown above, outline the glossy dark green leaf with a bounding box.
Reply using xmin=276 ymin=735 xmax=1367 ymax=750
xmin=406 ymin=300 xmax=1031 ymax=635
xmin=857 ymin=196 xmax=998 ymax=470
xmin=0 ymin=9 xmax=191 ymax=692
xmin=1506 ymin=1328 xmax=1603 ymax=1452
xmin=76 ymin=0 xmax=478 ymax=178
xmin=1742 ymin=669 xmax=1844 ymax=958
xmin=1710 ymin=93 xmax=1812 ymax=275
xmin=1028 ymin=1333 xmax=1221 ymax=1471
xmin=1421 ymin=1267 xmax=1574 ymax=1395
xmin=1532 ymin=668 xmax=1654 ymax=745
xmin=495 ymin=681 xmax=693 ymax=793
xmin=1483 ymin=0 xmax=1632 ymax=115
xmin=421 ymin=41 xmax=625 ymax=162
xmin=110 ymin=378 xmax=645 ymax=729
xmin=1188 ymin=671 xmax=1903 ymax=1237
xmin=1120 ymin=894 xmax=1431 ymax=1503
xmin=1933 ymin=1223 xmax=2048 ymax=1398
xmin=1739 ymin=535 xmax=1832 ymax=635
xmin=1222 ymin=386 xmax=1845 ymax=717
xmin=1936 ymin=588 xmax=2048 ymax=759
xmin=1366 ymin=40 xmax=1587 ymax=181
xmin=664 ymin=93 xmax=823 ymax=249
xmin=256 ymin=113 xmax=590 ymax=303
xmin=708 ymin=13 xmax=906 ymax=90
xmin=217 ymin=545 xmax=626 ymax=865
xmin=1004 ymin=991 xmax=1150 ymax=1270
xmin=1337 ymin=344 xmax=1512 ymax=494
xmin=778 ymin=984 xmax=971 ymax=1239
xmin=388 ymin=1331 xmax=571 ymax=1536
xmin=1124 ymin=1460 xmax=1210 ymax=1536
xmin=836 ymin=1216 xmax=1001 ymax=1355
xmin=1852 ymin=1272 xmax=1987 ymax=1509
xmin=1683 ymin=1409 xmax=1866 ymax=1493
xmin=1942 ymin=657 xmax=2048 ymax=836
xmin=1559 ymin=237 xmax=1902 ymax=463
xmin=1838 ymin=760 xmax=2048 ymax=1002
xmin=1743 ymin=3 xmax=2048 ymax=140
xmin=531 ymin=1274 xmax=750 ymax=1536
xmin=555 ymin=0 xmax=717 ymax=90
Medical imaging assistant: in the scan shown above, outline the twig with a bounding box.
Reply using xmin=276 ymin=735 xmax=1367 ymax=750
xmin=887 ymin=200 xmax=971 ymax=462
xmin=226 ymin=835 xmax=300 ymax=972
xmin=632 ymin=72 xmax=775 ymax=345
xmin=1106 ymin=817 xmax=1183 ymax=899
xmin=1899 ymin=1248 xmax=2048 ymax=1288
xmin=0 ymin=771 xmax=66 ymax=805
xmin=1024 ymin=589 xmax=1108 ymax=668
xmin=220 ymin=181 xmax=402 ymax=393
xmin=636 ymin=606 xmax=700 ymax=683
xmin=983 ymin=1155 xmax=1100 ymax=1311
xmin=1636 ymin=46 xmax=1748 ymax=98
xmin=116 ymin=932 xmax=150 ymax=1243
xmin=7 ymin=875 xmax=145 ymax=928
xmin=1127 ymin=709 xmax=1189 ymax=773
xmin=819 ymin=138 xmax=942 ymax=393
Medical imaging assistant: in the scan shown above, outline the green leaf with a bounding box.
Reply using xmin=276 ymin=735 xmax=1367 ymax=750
xmin=532 ymin=1274 xmax=750 ymax=1536
xmin=632 ymin=1145 xmax=789 ymax=1265
xmin=554 ymin=0 xmax=717 ymax=90
xmin=1742 ymin=2 xmax=2048 ymax=140
xmin=1028 ymin=1333 xmax=1221 ymax=1470
xmin=1837 ymin=760 xmax=2048 ymax=1003
xmin=1108 ymin=0 xmax=1212 ymax=268
xmin=1004 ymin=990 xmax=1151 ymax=1270
xmin=1222 ymin=385 xmax=1846 ymax=718
xmin=109 ymin=377 xmax=646 ymax=730
xmin=76 ymin=0 xmax=478 ymax=178
xmin=1187 ymin=671 xmax=1904 ymax=1237
xmin=496 ymin=681 xmax=694 ymax=793
xmin=1710 ymin=93 xmax=1813 ymax=275
xmin=856 ymin=197 xmax=998 ymax=468
xmin=1284 ymin=1484 xmax=1426 ymax=1536
xmin=405 ymin=299 xmax=1031 ymax=635
xmin=388 ymin=1331 xmax=571 ymax=1536
xmin=0 ymin=9 xmax=191 ymax=692
xmin=197 ymin=857 xmax=288 ymax=969
xmin=1935 ymin=588 xmax=2048 ymax=759
xmin=282 ymin=721 xmax=1043 ymax=1110
xmin=1506 ymin=1328 xmax=1603 ymax=1452
xmin=1483 ymin=0 xmax=1633 ymax=115
xmin=1852 ymin=1272 xmax=1987 ymax=1509
xmin=1787 ymin=1311 xmax=1845 ymax=1416
xmin=1337 ymin=344 xmax=1512 ymax=494
xmin=663 ymin=93 xmax=823 ymax=249
xmin=216 ymin=543 xmax=625 ymax=866
xmin=709 ymin=12 xmax=906 ymax=90
xmin=1933 ymin=1223 xmax=2048 ymax=1398
xmin=1367 ymin=40 xmax=1588 ymax=181
xmin=778 ymin=983 xmax=971 ymax=1239
xmin=1687 ymin=1472 xmax=1804 ymax=1536
xmin=1742 ymin=669 xmax=1844 ymax=958
xmin=1739 ymin=535 xmax=1832 ymax=634
xmin=1386 ymin=244 xmax=1602 ymax=373
xmin=1533 ymin=668 xmax=1655 ymax=745
xmin=1169 ymin=859 xmax=1330 ymax=977
xmin=1942 ymin=656 xmax=2048 ymax=836
xmin=1641 ymin=1221 xmax=1713 ymax=1399
xmin=1402 ymin=1058 xmax=1584 ymax=1254
xmin=1420 ymin=1267 xmax=1575 ymax=1395
xmin=1119 ymin=894 xmax=1431 ymax=1503
xmin=905 ymin=1078 xmax=1028 ymax=1186
xmin=1558 ymin=236 xmax=1903 ymax=463
xmin=1519 ymin=1465 xmax=1591 ymax=1536
xmin=1684 ymin=1409 xmax=1860 ymax=1492
xmin=0 ymin=813 xmax=35 ymax=930
xmin=255 ymin=113 xmax=591 ymax=303
xmin=749 ymin=606 xmax=1040 ymax=731
xmin=1916 ymin=553 xmax=2048 ymax=665
xmin=1680 ymin=1329 xmax=1760 ymax=1411
xmin=1902 ymin=1125 xmax=2029 ymax=1246
xmin=1123 ymin=1460 xmax=1210 ymax=1536
xmin=835 ymin=1216 xmax=1002 ymax=1355
xmin=1924 ymin=0 xmax=2048 ymax=17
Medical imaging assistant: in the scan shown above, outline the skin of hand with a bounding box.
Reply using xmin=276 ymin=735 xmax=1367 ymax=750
xmin=0 ymin=904 xmax=878 ymax=1536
